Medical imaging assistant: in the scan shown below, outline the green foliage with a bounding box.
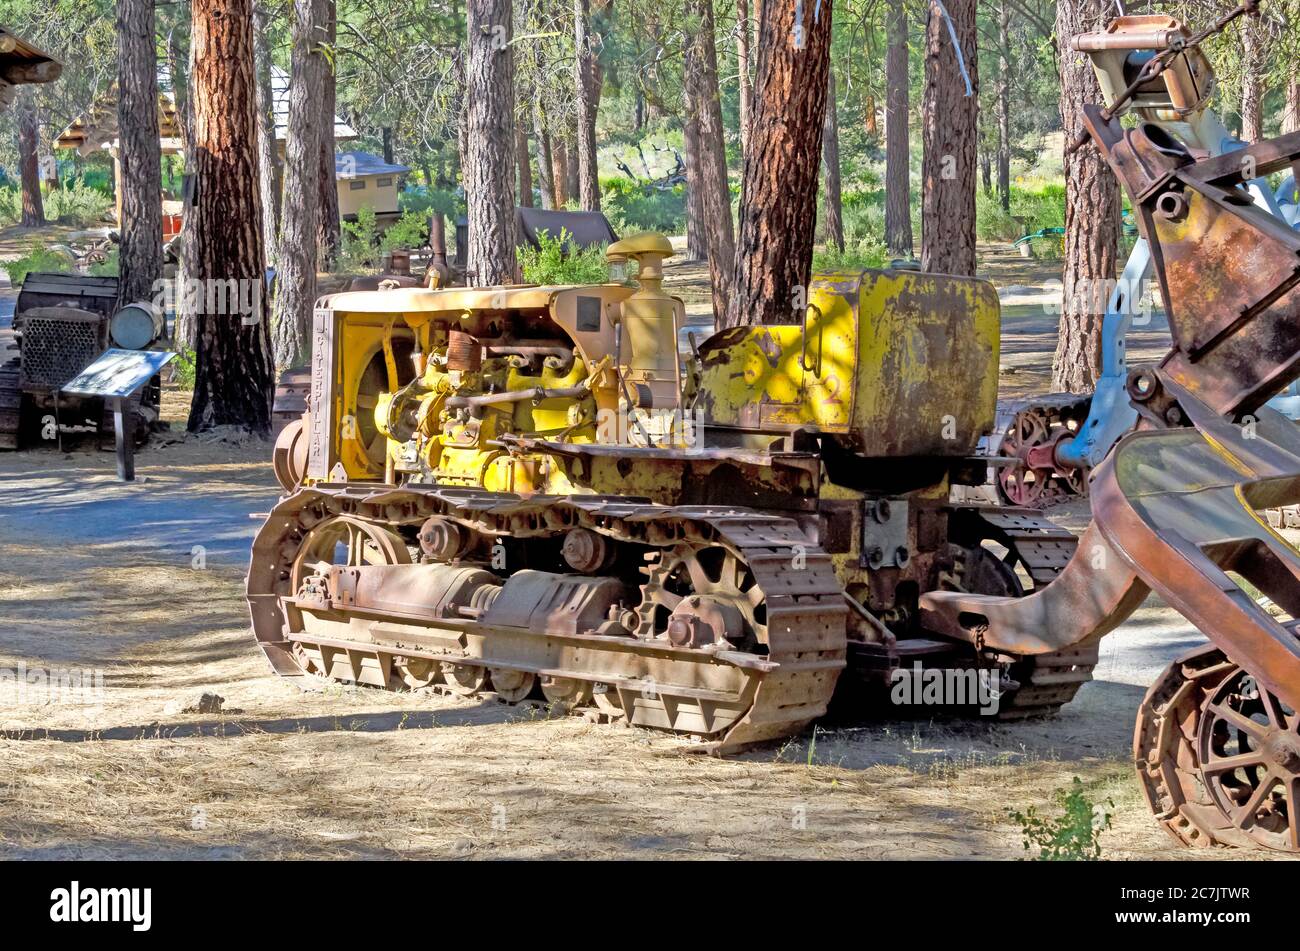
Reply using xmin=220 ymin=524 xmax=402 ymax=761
xmin=170 ymin=347 xmax=197 ymax=389
xmin=398 ymin=186 xmax=460 ymax=219
xmin=338 ymin=207 xmax=439 ymax=271
xmin=601 ymin=177 xmax=686 ymax=235
xmin=3 ymin=243 xmax=74 ymax=285
xmin=1009 ymin=778 xmax=1113 ymax=861
xmin=976 ymin=184 xmax=1066 ymax=243
xmin=337 ymin=206 xmax=381 ymax=273
xmin=45 ymin=182 xmax=114 ymax=227
xmin=0 ymin=182 xmax=113 ymax=228
xmin=813 ymin=237 xmax=889 ymax=272
xmin=0 ymin=187 xmax=20 ymax=224
xmin=518 ymin=228 xmax=609 ymax=286
xmin=380 ymin=209 xmax=431 ymax=253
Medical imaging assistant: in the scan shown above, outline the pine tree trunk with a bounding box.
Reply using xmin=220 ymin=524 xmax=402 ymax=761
xmin=165 ymin=26 xmax=194 ymax=168
xmin=516 ymin=127 xmax=534 ymax=207
xmin=254 ymin=2 xmax=281 ymax=265
xmin=552 ymin=138 xmax=569 ymax=207
xmin=574 ymin=0 xmax=601 ymax=211
xmin=736 ymin=0 xmax=751 ymax=158
xmin=530 ymin=0 xmax=555 ymax=209
xmin=464 ymin=0 xmax=517 ymax=286
xmin=564 ymin=128 xmax=580 ymax=203
xmin=920 ymin=0 xmax=977 ymax=277
xmin=174 ymin=27 xmax=202 ymax=350
xmin=186 ymin=0 xmax=274 ymax=434
xmin=884 ymin=0 xmax=912 ymax=257
xmin=1239 ymin=18 xmax=1265 ymax=143
xmin=723 ymin=0 xmax=832 ymax=328
xmin=116 ymin=0 xmax=164 ymax=305
xmin=684 ymin=0 xmax=734 ymax=320
xmin=271 ymin=0 xmax=326 ymax=369
xmin=17 ymin=95 xmax=44 ymax=227
xmin=682 ymin=110 xmax=706 ymax=262
xmin=316 ymin=0 xmax=340 ymax=268
xmin=821 ymin=68 xmax=844 ymax=252
xmin=1285 ymin=81 xmax=1300 ymax=134
xmin=535 ymin=116 xmax=555 ymax=208
xmin=996 ymin=0 xmax=1011 ymax=211
xmin=1051 ymin=0 xmax=1120 ymax=394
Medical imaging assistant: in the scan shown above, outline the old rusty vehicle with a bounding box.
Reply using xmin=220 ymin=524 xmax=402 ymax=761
xmin=994 ymin=11 xmax=1300 ymax=508
xmin=1 ymin=273 xmax=164 ymax=450
xmin=271 ymin=207 xmax=620 ymax=436
xmin=250 ymin=3 xmax=1300 ymax=853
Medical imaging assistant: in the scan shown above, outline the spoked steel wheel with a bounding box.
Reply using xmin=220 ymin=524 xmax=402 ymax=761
xmin=289 ymin=514 xmax=411 ymax=592
xmin=996 ymin=413 xmax=1055 ymax=507
xmin=1197 ymin=668 xmax=1300 ymax=851
xmin=288 ymin=515 xmax=411 ymax=676
xmin=637 ymin=544 xmax=766 ymax=650
xmin=1136 ymin=646 xmax=1300 ymax=852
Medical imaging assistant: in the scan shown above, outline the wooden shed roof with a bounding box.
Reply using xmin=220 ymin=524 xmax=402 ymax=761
xmin=54 ymin=85 xmax=183 ymax=155
xmin=0 ymin=26 xmax=62 ymax=110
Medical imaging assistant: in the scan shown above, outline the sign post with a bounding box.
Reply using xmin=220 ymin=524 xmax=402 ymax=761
xmin=61 ymin=348 xmax=177 ymax=482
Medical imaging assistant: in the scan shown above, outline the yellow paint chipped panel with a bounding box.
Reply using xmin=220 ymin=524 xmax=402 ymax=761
xmin=695 ymin=268 xmax=1000 ymax=456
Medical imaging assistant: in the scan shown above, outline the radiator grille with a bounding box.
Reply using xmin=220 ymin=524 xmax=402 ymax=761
xmin=19 ymin=314 xmax=107 ymax=390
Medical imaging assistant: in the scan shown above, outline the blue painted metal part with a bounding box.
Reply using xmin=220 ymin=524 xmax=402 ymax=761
xmin=1055 ymin=137 xmax=1300 ymax=471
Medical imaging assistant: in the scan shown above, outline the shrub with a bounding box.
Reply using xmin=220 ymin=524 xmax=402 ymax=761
xmin=0 ymin=186 xmax=20 ymax=225
xmin=977 ymin=184 xmax=1065 ymax=242
xmin=4 ymin=243 xmax=75 ymax=285
xmin=0 ymin=181 xmax=113 ymax=228
xmin=601 ymin=177 xmax=686 ymax=234
xmin=380 ymin=209 xmax=431 ymax=253
xmin=1009 ymin=777 xmax=1113 ymax=861
xmin=813 ymin=237 xmax=889 ymax=272
xmin=518 ymin=228 xmax=609 ymax=285
xmin=44 ymin=181 xmax=114 ymax=227
xmin=169 ymin=347 xmax=197 ymax=389
xmin=337 ymin=206 xmax=381 ymax=273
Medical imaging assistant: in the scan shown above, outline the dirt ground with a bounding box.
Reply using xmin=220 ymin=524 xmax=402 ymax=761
xmin=0 ymin=250 xmax=1286 ymax=861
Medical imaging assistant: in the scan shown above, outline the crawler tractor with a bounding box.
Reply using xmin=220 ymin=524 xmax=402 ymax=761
xmin=251 ymin=6 xmax=1300 ymax=853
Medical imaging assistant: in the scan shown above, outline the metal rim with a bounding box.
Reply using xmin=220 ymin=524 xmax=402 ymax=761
xmin=1197 ymin=668 xmax=1300 ymax=851
xmin=289 ymin=514 xmax=411 ymax=594
xmin=636 ymin=543 xmax=766 ymax=649
xmin=996 ymin=413 xmax=1055 ymax=507
xmin=490 ymin=668 xmax=537 ymax=702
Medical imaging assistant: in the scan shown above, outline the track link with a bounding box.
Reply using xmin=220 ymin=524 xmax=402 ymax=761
xmin=0 ymin=357 xmax=20 ymax=450
xmin=967 ymin=507 xmax=1100 ymax=718
xmin=248 ymin=485 xmax=848 ymax=750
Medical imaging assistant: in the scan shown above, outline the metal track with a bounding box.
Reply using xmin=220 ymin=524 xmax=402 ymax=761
xmin=969 ymin=508 xmax=1100 ymax=718
xmin=247 ymin=485 xmax=848 ymax=750
xmin=0 ymin=357 xmax=19 ymax=450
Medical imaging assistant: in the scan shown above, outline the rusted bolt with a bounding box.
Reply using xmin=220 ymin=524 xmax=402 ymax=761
xmin=1155 ymin=190 xmax=1189 ymax=221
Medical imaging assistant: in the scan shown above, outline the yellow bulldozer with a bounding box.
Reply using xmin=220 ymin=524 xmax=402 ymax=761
xmin=252 ymin=11 xmax=1300 ymax=853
